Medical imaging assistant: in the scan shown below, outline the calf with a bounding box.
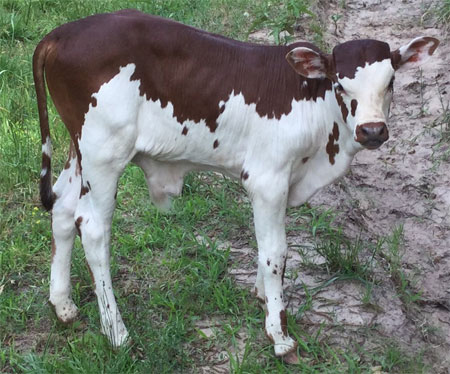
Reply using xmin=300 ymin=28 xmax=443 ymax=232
xmin=33 ymin=9 xmax=438 ymax=362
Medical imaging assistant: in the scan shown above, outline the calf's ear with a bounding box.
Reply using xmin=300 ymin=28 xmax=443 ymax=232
xmin=286 ymin=47 xmax=333 ymax=79
xmin=391 ymin=36 xmax=439 ymax=71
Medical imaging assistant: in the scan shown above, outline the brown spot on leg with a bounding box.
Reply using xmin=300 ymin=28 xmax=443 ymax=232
xmin=266 ymin=259 xmax=271 ymax=266
xmin=80 ymin=185 xmax=89 ymax=197
xmin=273 ymin=269 xmax=277 ymax=275
xmin=240 ymin=170 xmax=249 ymax=180
xmin=213 ymin=139 xmax=219 ymax=149
xmin=351 ymin=99 xmax=358 ymax=117
xmin=280 ymin=310 xmax=288 ymax=336
xmin=181 ymin=126 xmax=188 ymax=135
xmin=80 ymin=179 xmax=91 ymax=197
xmin=302 ymin=157 xmax=309 ymax=163
xmin=282 ymin=256 xmax=287 ymax=285
xmin=75 ymin=216 xmax=83 ymax=237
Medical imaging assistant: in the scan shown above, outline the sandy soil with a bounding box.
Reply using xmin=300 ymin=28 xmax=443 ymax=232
xmin=202 ymin=1 xmax=450 ymax=373
xmin=313 ymin=0 xmax=450 ymax=372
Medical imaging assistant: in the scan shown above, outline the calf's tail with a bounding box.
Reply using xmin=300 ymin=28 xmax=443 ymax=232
xmin=33 ymin=39 xmax=56 ymax=211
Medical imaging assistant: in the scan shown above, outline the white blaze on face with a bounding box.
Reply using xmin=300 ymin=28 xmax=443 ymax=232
xmin=338 ymin=59 xmax=394 ymax=135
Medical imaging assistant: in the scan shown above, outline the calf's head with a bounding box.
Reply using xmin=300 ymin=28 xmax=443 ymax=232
xmin=286 ymin=37 xmax=439 ymax=150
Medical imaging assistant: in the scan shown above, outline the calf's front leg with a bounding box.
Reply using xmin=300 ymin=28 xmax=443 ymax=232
xmin=250 ymin=180 xmax=298 ymax=360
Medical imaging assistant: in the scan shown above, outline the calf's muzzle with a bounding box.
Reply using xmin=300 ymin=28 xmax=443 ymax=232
xmin=355 ymin=122 xmax=389 ymax=150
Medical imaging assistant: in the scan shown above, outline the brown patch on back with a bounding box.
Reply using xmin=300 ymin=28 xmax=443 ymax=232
xmin=351 ymin=99 xmax=358 ymax=117
xmin=326 ymin=122 xmax=340 ymax=165
xmin=280 ymin=310 xmax=288 ymax=336
xmin=41 ymin=10 xmax=333 ymax=140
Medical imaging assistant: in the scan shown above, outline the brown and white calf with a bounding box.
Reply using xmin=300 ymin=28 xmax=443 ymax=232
xmin=33 ymin=10 xmax=438 ymax=362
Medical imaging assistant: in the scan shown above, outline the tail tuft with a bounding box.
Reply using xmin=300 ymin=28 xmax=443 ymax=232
xmin=40 ymin=170 xmax=56 ymax=211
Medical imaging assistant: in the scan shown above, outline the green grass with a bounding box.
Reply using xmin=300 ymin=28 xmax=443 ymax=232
xmin=437 ymin=0 xmax=450 ymax=26
xmin=0 ymin=0 xmax=432 ymax=373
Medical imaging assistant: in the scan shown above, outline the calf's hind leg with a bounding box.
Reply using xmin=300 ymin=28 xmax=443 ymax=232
xmin=49 ymin=145 xmax=80 ymax=323
xmin=75 ymin=164 xmax=128 ymax=347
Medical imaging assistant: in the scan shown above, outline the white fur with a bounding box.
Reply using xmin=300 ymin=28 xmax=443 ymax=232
xmin=42 ymin=135 xmax=51 ymax=157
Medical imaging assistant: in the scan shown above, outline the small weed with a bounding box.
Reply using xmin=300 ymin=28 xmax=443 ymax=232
xmin=381 ymin=226 xmax=422 ymax=305
xmin=372 ymin=344 xmax=428 ymax=373
xmin=248 ymin=0 xmax=313 ymax=44
xmin=437 ymin=0 xmax=450 ymax=27
xmin=417 ymin=68 xmax=429 ymax=117
xmin=331 ymin=13 xmax=343 ymax=36
xmin=428 ymin=81 xmax=450 ymax=165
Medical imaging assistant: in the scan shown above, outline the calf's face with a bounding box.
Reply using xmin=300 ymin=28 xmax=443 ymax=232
xmin=286 ymin=37 xmax=439 ymax=150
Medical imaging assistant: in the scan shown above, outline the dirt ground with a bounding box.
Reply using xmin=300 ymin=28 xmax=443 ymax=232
xmin=215 ymin=0 xmax=450 ymax=373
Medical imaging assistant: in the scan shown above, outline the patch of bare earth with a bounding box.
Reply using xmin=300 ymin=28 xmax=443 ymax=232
xmin=199 ymin=1 xmax=450 ymax=372
xmin=314 ymin=0 xmax=450 ymax=372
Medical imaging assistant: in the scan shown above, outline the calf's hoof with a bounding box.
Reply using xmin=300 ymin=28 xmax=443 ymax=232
xmin=282 ymin=350 xmax=300 ymax=364
xmin=101 ymin=323 xmax=129 ymax=348
xmin=274 ymin=338 xmax=298 ymax=364
xmin=49 ymin=299 xmax=79 ymax=324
